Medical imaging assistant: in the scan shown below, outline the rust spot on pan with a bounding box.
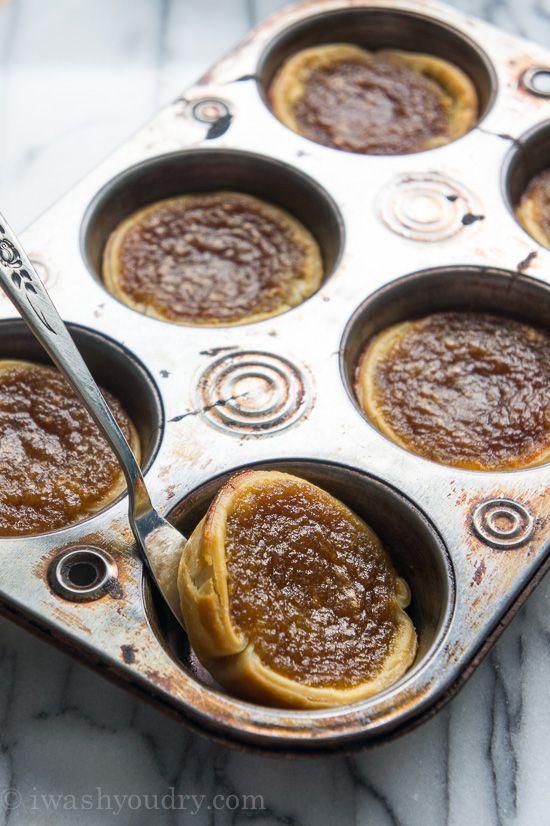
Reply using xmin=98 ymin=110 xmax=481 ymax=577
xmin=143 ymin=668 xmax=177 ymax=694
xmin=472 ymin=559 xmax=486 ymax=585
xmin=51 ymin=607 xmax=91 ymax=635
xmin=121 ymin=644 xmax=138 ymax=664
xmin=517 ymin=250 xmax=538 ymax=272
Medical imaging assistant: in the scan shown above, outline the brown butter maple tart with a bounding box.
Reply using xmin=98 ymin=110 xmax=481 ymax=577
xmin=178 ymin=470 xmax=416 ymax=709
xmin=0 ymin=359 xmax=140 ymax=536
xmin=103 ymin=191 xmax=323 ymax=325
xmin=269 ymin=43 xmax=478 ymax=154
xmin=356 ymin=312 xmax=550 ymax=470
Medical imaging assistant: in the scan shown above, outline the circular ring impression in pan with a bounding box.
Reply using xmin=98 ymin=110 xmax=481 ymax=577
xmin=472 ymin=499 xmax=535 ymax=549
xmin=377 ymin=172 xmax=482 ymax=241
xmin=196 ymin=350 xmax=313 ymax=436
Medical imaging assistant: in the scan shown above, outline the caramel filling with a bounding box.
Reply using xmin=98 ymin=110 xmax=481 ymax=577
xmin=224 ymin=476 xmax=402 ymax=688
xmin=0 ymin=361 xmax=136 ymax=535
xmin=359 ymin=312 xmax=550 ymax=470
xmin=106 ymin=192 xmax=323 ymax=324
xmin=294 ymin=53 xmax=449 ymax=153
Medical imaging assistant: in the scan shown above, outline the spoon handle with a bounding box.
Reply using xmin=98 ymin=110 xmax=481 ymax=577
xmin=0 ymin=213 xmax=148 ymax=516
xmin=0 ymin=213 xmax=186 ymax=623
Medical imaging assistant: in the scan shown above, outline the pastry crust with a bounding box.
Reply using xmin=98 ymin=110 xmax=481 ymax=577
xmin=0 ymin=359 xmax=141 ymax=530
xmin=102 ymin=191 xmax=324 ymax=326
xmin=357 ymin=321 xmax=423 ymax=456
xmin=269 ymin=43 xmax=478 ymax=152
xmin=381 ymin=49 xmax=478 ymax=146
xmin=356 ymin=316 xmax=550 ymax=470
xmin=517 ymin=197 xmax=550 ymax=247
xmin=516 ymin=170 xmax=550 ymax=249
xmin=178 ymin=470 xmax=417 ymax=709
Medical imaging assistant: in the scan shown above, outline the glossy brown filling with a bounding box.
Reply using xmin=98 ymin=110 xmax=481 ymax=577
xmin=519 ymin=169 xmax=550 ymax=242
xmin=116 ymin=196 xmax=311 ymax=323
xmin=367 ymin=312 xmax=550 ymax=469
xmin=224 ymin=476 xmax=400 ymax=688
xmin=294 ymin=54 xmax=449 ymax=154
xmin=0 ymin=362 xmax=134 ymax=536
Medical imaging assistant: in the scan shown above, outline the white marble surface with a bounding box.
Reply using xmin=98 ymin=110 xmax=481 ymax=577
xmin=0 ymin=1 xmax=549 ymax=824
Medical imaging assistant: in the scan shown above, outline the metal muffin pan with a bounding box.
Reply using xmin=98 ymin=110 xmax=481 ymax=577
xmin=1 ymin=0 xmax=550 ymax=753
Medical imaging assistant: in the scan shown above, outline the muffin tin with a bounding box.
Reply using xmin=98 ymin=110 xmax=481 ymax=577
xmin=1 ymin=0 xmax=549 ymax=753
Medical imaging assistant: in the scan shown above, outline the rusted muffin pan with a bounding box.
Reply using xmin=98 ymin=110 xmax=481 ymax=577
xmin=0 ymin=0 xmax=549 ymax=753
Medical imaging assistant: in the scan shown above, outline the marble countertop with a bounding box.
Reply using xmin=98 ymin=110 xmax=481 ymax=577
xmin=0 ymin=1 xmax=549 ymax=824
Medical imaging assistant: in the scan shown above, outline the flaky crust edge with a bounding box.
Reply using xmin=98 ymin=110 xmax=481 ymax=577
xmin=516 ymin=189 xmax=550 ymax=249
xmin=177 ymin=469 xmax=417 ymax=709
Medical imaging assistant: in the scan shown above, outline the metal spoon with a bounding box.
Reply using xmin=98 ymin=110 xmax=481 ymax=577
xmin=0 ymin=213 xmax=185 ymax=623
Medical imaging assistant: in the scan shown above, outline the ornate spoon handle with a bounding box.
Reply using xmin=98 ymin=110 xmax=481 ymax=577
xmin=0 ymin=216 xmax=147 ymax=512
xmin=0 ymin=214 xmax=184 ymax=622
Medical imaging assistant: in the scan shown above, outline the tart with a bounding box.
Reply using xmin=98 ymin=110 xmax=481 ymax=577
xmin=0 ymin=359 xmax=140 ymax=536
xmin=177 ymin=470 xmax=416 ymax=709
xmin=516 ymin=169 xmax=550 ymax=249
xmin=102 ymin=191 xmax=323 ymax=325
xmin=356 ymin=312 xmax=550 ymax=470
xmin=269 ymin=44 xmax=478 ymax=154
